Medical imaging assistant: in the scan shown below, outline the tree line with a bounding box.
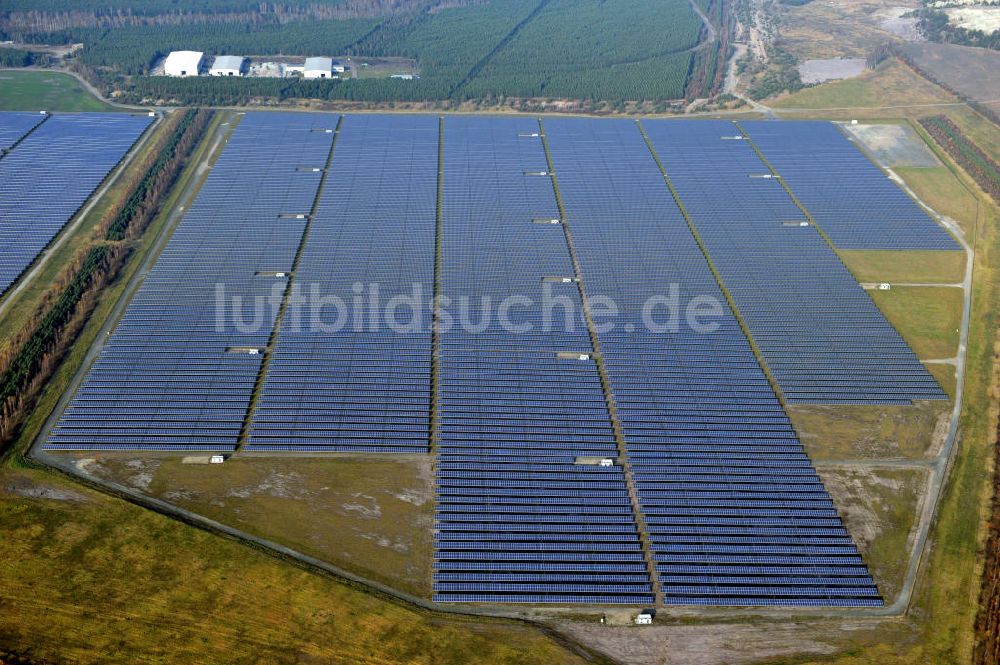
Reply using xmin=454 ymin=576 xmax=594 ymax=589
xmin=0 ymin=244 xmax=124 ymax=445
xmin=919 ymin=115 xmax=1000 ymax=204
xmin=0 ymin=47 xmax=46 ymax=67
xmin=103 ymin=108 xmax=212 ymax=241
xmin=0 ymin=0 xmax=454 ymax=34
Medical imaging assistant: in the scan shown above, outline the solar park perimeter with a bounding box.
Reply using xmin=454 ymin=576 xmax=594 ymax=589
xmin=37 ymin=112 xmax=961 ymax=609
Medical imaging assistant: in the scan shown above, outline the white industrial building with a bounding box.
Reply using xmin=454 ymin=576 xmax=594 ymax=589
xmin=331 ymin=59 xmax=346 ymax=74
xmin=209 ymin=55 xmax=246 ymax=77
xmin=163 ymin=51 xmax=204 ymax=77
xmin=303 ymin=57 xmax=334 ymax=79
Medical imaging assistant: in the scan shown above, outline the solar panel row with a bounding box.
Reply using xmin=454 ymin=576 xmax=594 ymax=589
xmin=47 ymin=113 xmax=334 ymax=451
xmin=543 ymin=117 xmax=882 ymax=607
xmin=641 ymin=119 xmax=945 ymax=404
xmin=0 ymin=111 xmax=46 ymax=152
xmin=0 ymin=113 xmax=152 ymax=296
xmin=247 ymin=114 xmax=438 ymax=453
xmin=433 ymin=116 xmax=653 ymax=604
xmin=739 ymin=120 xmax=958 ymax=251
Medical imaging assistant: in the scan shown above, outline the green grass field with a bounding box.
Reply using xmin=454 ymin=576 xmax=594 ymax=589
xmin=0 ymin=70 xmax=116 ymax=111
xmin=869 ymin=286 xmax=962 ymax=359
xmin=895 ymin=166 xmax=980 ymax=237
xmin=925 ymin=361 xmax=957 ymax=399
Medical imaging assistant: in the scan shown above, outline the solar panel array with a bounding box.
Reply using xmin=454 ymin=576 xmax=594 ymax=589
xmin=434 ymin=116 xmax=653 ymax=604
xmin=44 ymin=113 xmax=910 ymax=607
xmin=544 ymin=118 xmax=881 ymax=606
xmin=248 ymin=115 xmax=437 ymax=453
xmin=740 ymin=120 xmax=958 ymax=250
xmin=0 ymin=113 xmax=151 ymax=296
xmin=643 ymin=119 xmax=945 ymax=405
xmin=0 ymin=111 xmax=46 ymax=152
xmin=47 ymin=113 xmax=334 ymax=451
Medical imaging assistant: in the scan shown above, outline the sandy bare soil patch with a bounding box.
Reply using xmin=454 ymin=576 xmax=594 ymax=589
xmin=799 ymin=58 xmax=868 ymax=83
xmin=880 ymin=6 xmax=926 ymax=40
xmin=842 ymin=122 xmax=941 ymax=167
xmin=945 ymin=6 xmax=1000 ymax=32
xmin=558 ymin=621 xmax=840 ymax=665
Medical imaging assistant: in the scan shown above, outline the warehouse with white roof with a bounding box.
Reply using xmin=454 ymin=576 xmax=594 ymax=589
xmin=303 ymin=57 xmax=334 ymax=79
xmin=163 ymin=51 xmax=204 ymax=77
xmin=209 ymin=55 xmax=246 ymax=77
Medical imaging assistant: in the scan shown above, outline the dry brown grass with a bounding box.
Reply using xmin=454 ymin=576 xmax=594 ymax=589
xmin=0 ymin=467 xmax=594 ymax=665
xmin=839 ymin=250 xmax=966 ymax=284
xmin=82 ymin=455 xmax=435 ymax=597
xmin=772 ymin=60 xmax=956 ymax=111
xmin=789 ymin=401 xmax=951 ymax=460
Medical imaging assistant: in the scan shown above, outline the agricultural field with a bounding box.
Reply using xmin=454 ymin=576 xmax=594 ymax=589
xmin=456 ymin=0 xmax=703 ymax=100
xmin=0 ymin=70 xmax=114 ymax=111
xmin=897 ymin=41 xmax=1000 ymax=110
xmin=869 ymin=285 xmax=963 ymax=359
